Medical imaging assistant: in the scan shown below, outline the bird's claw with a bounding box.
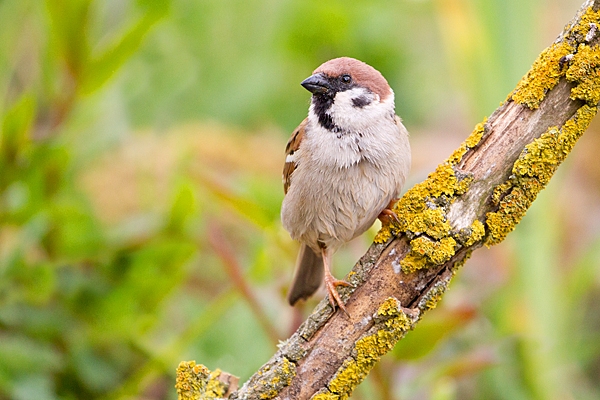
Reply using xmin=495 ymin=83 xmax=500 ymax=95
xmin=378 ymin=208 xmax=400 ymax=224
xmin=324 ymin=275 xmax=351 ymax=316
xmin=378 ymin=198 xmax=400 ymax=225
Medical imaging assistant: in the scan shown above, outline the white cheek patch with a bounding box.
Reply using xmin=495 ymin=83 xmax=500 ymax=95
xmin=332 ymin=88 xmax=376 ymax=112
xmin=327 ymin=88 xmax=393 ymax=133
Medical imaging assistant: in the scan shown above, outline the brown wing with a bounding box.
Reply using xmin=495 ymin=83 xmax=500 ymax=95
xmin=283 ymin=118 xmax=307 ymax=194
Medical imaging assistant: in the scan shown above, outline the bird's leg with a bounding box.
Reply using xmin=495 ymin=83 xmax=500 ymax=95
xmin=378 ymin=198 xmax=400 ymax=224
xmin=321 ymin=247 xmax=351 ymax=315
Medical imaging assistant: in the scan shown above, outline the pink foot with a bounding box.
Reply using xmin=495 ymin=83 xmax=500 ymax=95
xmin=324 ymin=271 xmax=351 ymax=315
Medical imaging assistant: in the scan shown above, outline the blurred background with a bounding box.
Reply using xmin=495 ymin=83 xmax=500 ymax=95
xmin=1 ymin=0 xmax=600 ymax=399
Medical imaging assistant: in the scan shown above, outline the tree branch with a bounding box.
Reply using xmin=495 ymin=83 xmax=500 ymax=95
xmin=177 ymin=1 xmax=600 ymax=399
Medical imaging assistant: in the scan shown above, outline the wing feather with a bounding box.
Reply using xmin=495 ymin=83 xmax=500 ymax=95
xmin=283 ymin=118 xmax=307 ymax=194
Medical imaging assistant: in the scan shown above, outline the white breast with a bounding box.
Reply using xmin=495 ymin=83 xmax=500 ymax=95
xmin=281 ymin=91 xmax=410 ymax=253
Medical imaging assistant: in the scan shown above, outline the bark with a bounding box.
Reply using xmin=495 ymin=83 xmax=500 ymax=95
xmin=176 ymin=1 xmax=600 ymax=399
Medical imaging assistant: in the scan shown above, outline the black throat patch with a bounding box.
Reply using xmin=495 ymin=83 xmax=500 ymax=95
xmin=312 ymin=93 xmax=337 ymax=131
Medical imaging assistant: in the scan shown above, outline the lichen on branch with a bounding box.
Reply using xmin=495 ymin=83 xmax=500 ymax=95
xmin=374 ymin=120 xmax=485 ymax=274
xmin=486 ymin=6 xmax=600 ymax=244
xmin=176 ymin=361 xmax=238 ymax=400
xmin=485 ymin=104 xmax=597 ymax=245
xmin=312 ymin=298 xmax=419 ymax=400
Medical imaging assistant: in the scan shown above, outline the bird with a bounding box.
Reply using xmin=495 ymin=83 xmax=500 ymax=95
xmin=281 ymin=57 xmax=411 ymax=314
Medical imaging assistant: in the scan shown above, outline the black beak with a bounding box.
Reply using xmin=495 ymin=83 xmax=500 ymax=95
xmin=301 ymin=73 xmax=330 ymax=94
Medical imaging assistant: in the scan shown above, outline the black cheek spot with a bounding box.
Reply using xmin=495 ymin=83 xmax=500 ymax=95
xmin=352 ymin=96 xmax=371 ymax=108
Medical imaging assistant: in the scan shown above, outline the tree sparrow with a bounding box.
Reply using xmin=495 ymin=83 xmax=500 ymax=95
xmin=281 ymin=57 xmax=411 ymax=313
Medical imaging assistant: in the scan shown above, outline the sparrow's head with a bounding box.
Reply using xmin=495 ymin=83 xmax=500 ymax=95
xmin=301 ymin=57 xmax=395 ymax=132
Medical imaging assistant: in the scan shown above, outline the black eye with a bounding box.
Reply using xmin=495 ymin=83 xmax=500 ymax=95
xmin=341 ymin=74 xmax=352 ymax=84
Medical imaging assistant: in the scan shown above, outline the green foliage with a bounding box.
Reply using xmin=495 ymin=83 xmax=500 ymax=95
xmin=1 ymin=0 xmax=599 ymax=399
xmin=392 ymin=306 xmax=476 ymax=361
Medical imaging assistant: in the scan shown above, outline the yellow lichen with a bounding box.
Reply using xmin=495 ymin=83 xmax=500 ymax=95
xmin=453 ymin=250 xmax=472 ymax=271
xmin=485 ymin=6 xmax=600 ymax=245
xmin=424 ymin=292 xmax=441 ymax=311
xmin=312 ymin=393 xmax=339 ymax=400
xmin=490 ymin=180 xmax=514 ymax=206
xmin=567 ymin=43 xmax=600 ymax=104
xmin=373 ymin=226 xmax=394 ymax=243
xmin=253 ymin=357 xmax=295 ymax=400
xmin=375 ymin=113 xmax=485 ymax=264
xmin=509 ymin=7 xmax=600 ymax=109
xmin=464 ymin=220 xmax=485 ymax=247
xmin=424 ymin=164 xmax=463 ymax=197
xmin=175 ymin=361 xmax=223 ymax=400
xmin=205 ymin=370 xmax=227 ymax=398
xmin=400 ymin=236 xmax=457 ymax=274
xmin=375 ymin=152 xmax=476 ymax=272
xmin=485 ymin=187 xmax=530 ymax=246
xmin=419 ymin=280 xmax=448 ymax=312
xmin=572 ymin=7 xmax=600 ymax=40
xmin=377 ymin=163 xmax=470 ymax=241
xmin=398 ymin=251 xmax=429 ymax=273
xmin=510 ymin=41 xmax=574 ymax=109
xmin=455 ymin=174 xmax=474 ymax=195
xmin=374 ymin=192 xmax=448 ymax=245
xmin=447 ymin=147 xmax=468 ymax=167
xmin=377 ymin=297 xmax=416 ymax=331
xmin=486 ymin=105 xmax=597 ymax=245
xmin=322 ymin=298 xmax=416 ymax=400
xmin=513 ymin=126 xmax=562 ymax=185
xmin=448 ymin=118 xmax=487 ymax=165
xmin=465 ymin=119 xmax=487 ymax=148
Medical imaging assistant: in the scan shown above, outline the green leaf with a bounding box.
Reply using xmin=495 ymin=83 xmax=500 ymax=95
xmin=166 ymin=181 xmax=197 ymax=233
xmin=47 ymin=194 xmax=105 ymax=259
xmin=80 ymin=0 xmax=170 ymax=94
xmin=1 ymin=94 xmax=36 ymax=168
xmin=45 ymin=0 xmax=92 ymax=77
xmin=200 ymin=175 xmax=272 ymax=229
xmin=392 ymin=306 xmax=476 ymax=360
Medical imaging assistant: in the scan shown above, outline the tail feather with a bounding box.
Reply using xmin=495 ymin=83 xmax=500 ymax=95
xmin=287 ymin=244 xmax=323 ymax=305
